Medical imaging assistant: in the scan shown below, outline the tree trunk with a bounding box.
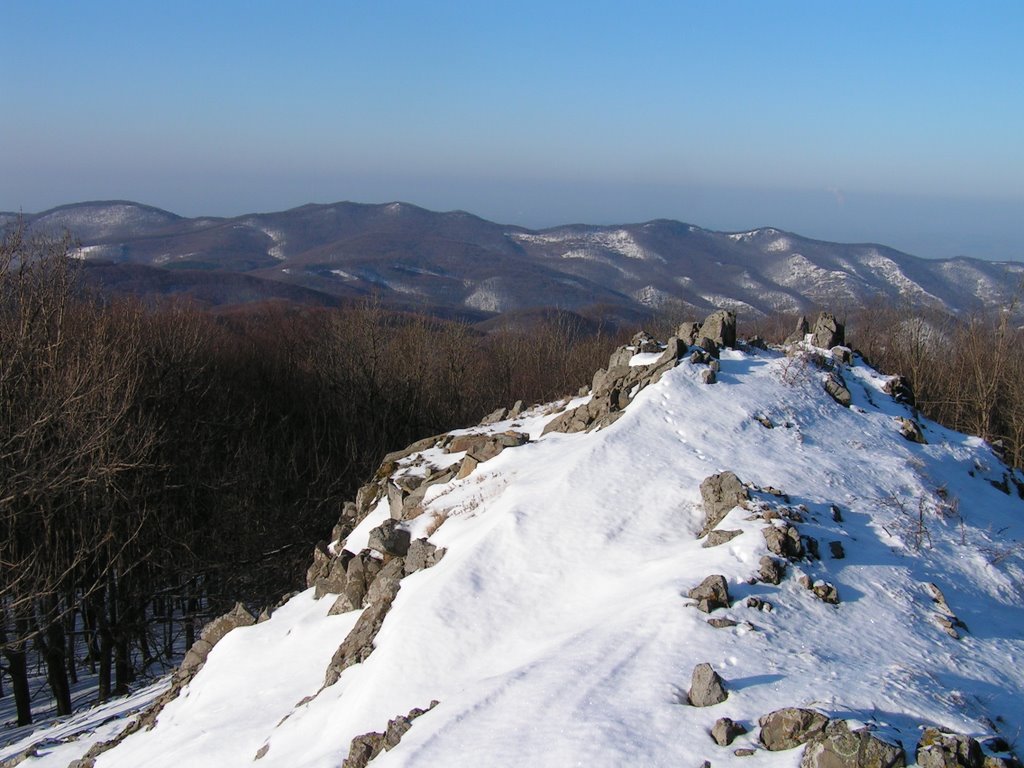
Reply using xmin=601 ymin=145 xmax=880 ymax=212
xmin=39 ymin=619 xmax=72 ymax=715
xmin=1 ymin=614 xmax=34 ymax=725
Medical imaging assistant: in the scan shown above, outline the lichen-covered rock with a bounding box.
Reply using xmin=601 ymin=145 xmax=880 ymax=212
xmin=916 ymin=728 xmax=984 ymax=768
xmin=688 ymin=574 xmax=731 ymax=613
xmin=700 ymin=472 xmax=749 ymax=534
xmin=688 ymin=663 xmax=728 ymax=707
xmin=800 ymin=720 xmax=905 ymax=768
xmin=758 ymin=707 xmax=830 ymax=751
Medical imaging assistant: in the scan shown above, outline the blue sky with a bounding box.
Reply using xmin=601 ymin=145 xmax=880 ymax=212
xmin=2 ymin=1 xmax=1022 ymax=259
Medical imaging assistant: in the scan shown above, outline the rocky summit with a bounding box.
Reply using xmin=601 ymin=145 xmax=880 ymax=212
xmin=5 ymin=311 xmax=1024 ymax=768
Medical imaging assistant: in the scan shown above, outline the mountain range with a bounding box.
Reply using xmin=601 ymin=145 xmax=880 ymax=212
xmin=5 ymin=200 xmax=1023 ymax=322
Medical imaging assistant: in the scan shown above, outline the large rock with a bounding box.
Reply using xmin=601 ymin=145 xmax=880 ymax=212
xmin=367 ymin=519 xmax=411 ymax=557
xmin=700 ymin=472 xmax=749 ymax=534
xmin=688 ymin=574 xmax=731 ymax=613
xmin=703 ymin=529 xmax=743 ymax=548
xmin=800 ymin=720 xmax=906 ymax=768
xmin=700 ymin=310 xmax=737 ymax=348
xmin=916 ymin=728 xmax=983 ymax=768
xmin=812 ymin=312 xmax=845 ymax=349
xmin=688 ymin=663 xmax=728 ymax=707
xmin=759 ymin=708 xmax=830 ymax=751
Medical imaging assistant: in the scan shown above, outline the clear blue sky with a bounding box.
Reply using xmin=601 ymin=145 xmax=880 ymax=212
xmin=2 ymin=1 xmax=1022 ymax=259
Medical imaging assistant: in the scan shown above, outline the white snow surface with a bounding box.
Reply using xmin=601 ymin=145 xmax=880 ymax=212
xmin=16 ymin=346 xmax=1024 ymax=768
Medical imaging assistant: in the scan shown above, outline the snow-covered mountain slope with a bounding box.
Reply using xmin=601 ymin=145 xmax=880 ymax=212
xmin=7 ymin=321 xmax=1024 ymax=768
xmin=11 ymin=200 xmax=1024 ymax=319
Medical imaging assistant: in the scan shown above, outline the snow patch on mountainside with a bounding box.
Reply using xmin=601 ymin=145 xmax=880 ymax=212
xmin=633 ymin=285 xmax=675 ymax=307
xmin=860 ymin=250 xmax=943 ymax=303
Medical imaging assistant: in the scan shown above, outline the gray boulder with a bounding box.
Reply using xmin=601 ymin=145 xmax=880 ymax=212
xmin=688 ymin=663 xmax=728 ymax=707
xmin=812 ymin=312 xmax=845 ymax=349
xmin=884 ymin=375 xmax=916 ymax=406
xmin=712 ymin=717 xmax=748 ymax=746
xmin=367 ymin=519 xmax=411 ymax=557
xmin=801 ymin=720 xmax=905 ymax=768
xmin=695 ymin=336 xmax=721 ymax=359
xmin=701 ymin=367 xmax=718 ymax=385
xmin=824 ymin=372 xmax=853 ymax=407
xmin=700 ymin=310 xmax=737 ymax=349
xmin=688 ymin=574 xmax=731 ymax=613
xmin=759 ymin=707 xmax=829 ymax=751
xmin=700 ymin=472 xmax=749 ymax=534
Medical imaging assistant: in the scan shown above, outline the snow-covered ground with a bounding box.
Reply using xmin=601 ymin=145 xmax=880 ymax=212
xmin=7 ymin=341 xmax=1023 ymax=767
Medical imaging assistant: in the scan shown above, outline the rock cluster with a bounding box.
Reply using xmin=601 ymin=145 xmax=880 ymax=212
xmin=340 ymin=701 xmax=440 ymax=768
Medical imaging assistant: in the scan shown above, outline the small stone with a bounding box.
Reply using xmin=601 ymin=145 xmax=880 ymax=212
xmin=734 ymin=748 xmax=756 ymax=757
xmin=711 ymin=717 xmax=748 ymax=747
xmin=829 ymin=541 xmax=845 ymax=559
xmin=830 ymin=504 xmax=844 ymax=523
xmin=707 ymin=617 xmax=739 ymax=629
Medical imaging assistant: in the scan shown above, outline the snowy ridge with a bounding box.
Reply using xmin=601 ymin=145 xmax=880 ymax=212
xmin=7 ymin=323 xmax=1024 ymax=768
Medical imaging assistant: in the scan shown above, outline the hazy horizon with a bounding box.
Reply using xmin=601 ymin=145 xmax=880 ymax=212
xmin=3 ymin=1 xmax=1022 ymax=261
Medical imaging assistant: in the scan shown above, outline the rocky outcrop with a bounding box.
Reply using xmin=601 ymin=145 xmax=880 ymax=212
xmin=180 ymin=602 xmax=256 ymax=673
xmin=324 ymin=558 xmax=405 ymax=687
xmin=340 ymin=701 xmax=439 ymax=768
xmin=688 ymin=663 xmax=728 ymax=707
